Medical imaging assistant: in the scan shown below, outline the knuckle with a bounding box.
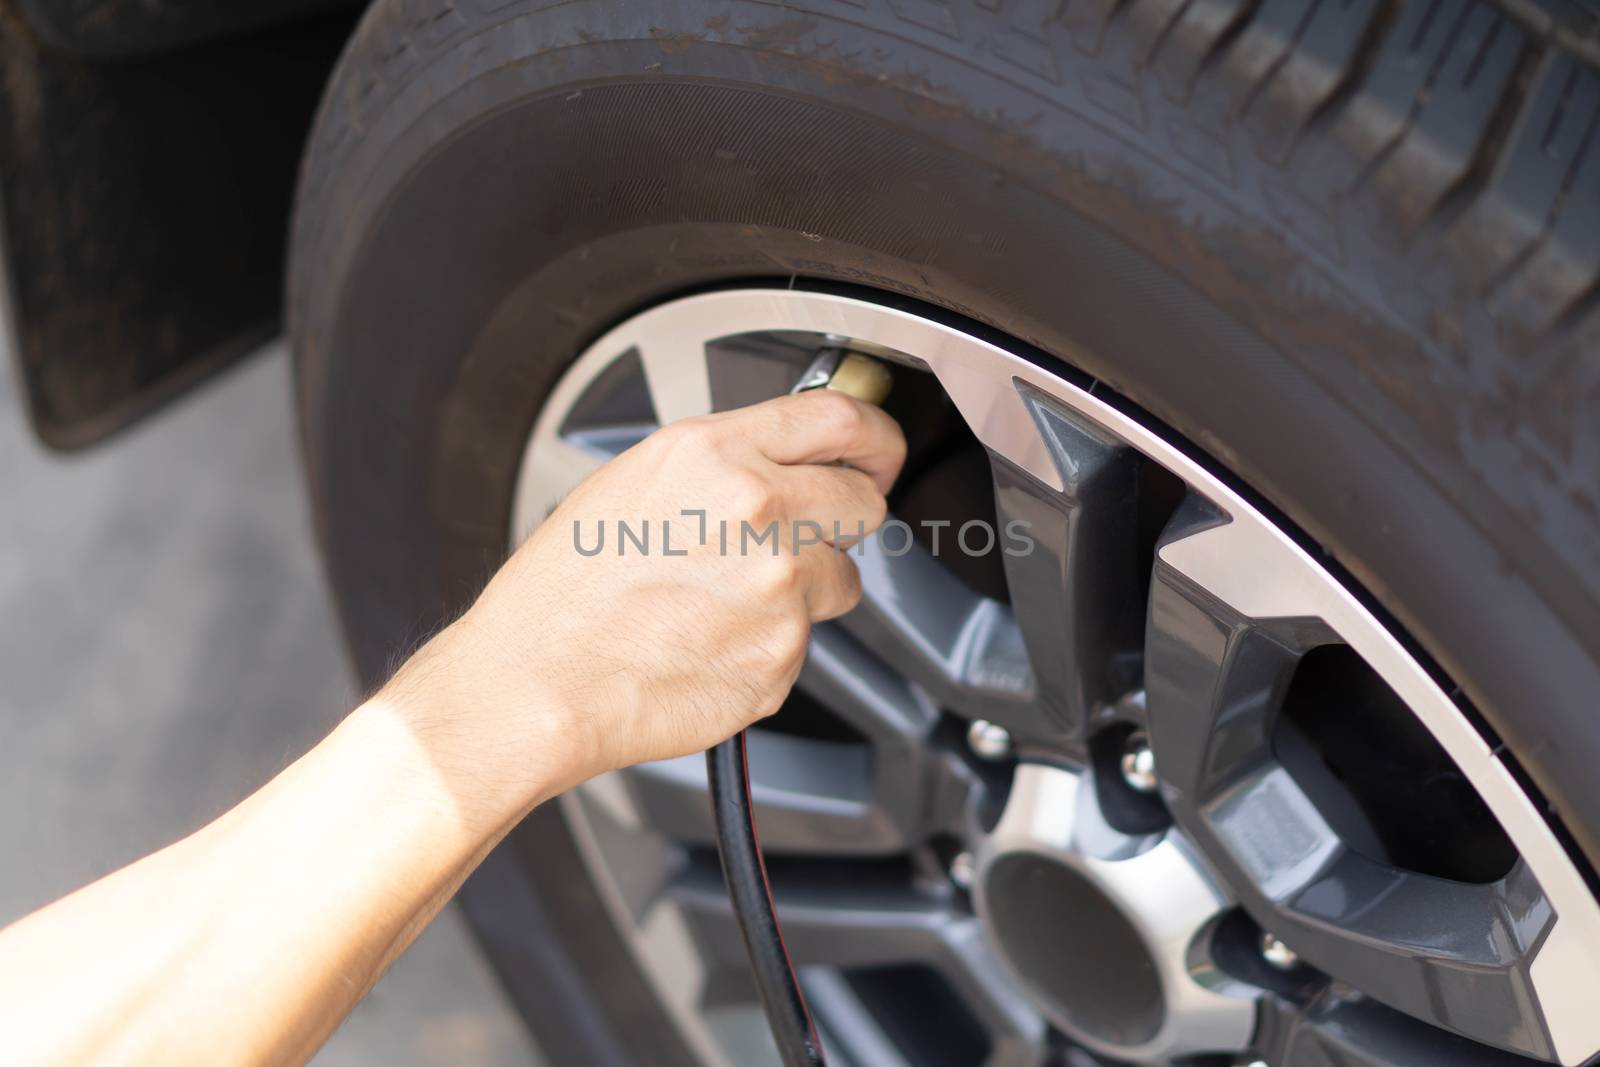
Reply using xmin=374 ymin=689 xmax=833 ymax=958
xmin=811 ymin=389 xmax=865 ymax=435
xmin=656 ymin=415 xmax=732 ymax=460
xmin=752 ymin=552 xmax=802 ymax=596
xmin=887 ymin=428 xmax=909 ymax=473
xmin=724 ymin=469 xmax=779 ymax=522
xmin=767 ymin=613 xmax=812 ymax=664
xmin=845 ymin=469 xmax=887 ymax=524
xmin=866 ymin=491 xmax=888 ymax=530
xmin=662 ymin=417 xmax=723 ymax=458
xmin=885 ymin=412 xmax=908 ymax=453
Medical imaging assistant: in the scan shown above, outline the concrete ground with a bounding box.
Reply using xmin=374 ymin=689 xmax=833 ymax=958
xmin=0 ymin=343 xmax=541 ymax=1066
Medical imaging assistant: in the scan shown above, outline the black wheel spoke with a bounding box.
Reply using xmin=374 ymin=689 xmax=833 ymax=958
xmin=1147 ymin=495 xmax=1564 ymax=1062
xmin=799 ymin=625 xmax=974 ymax=845
xmin=671 ymin=862 xmax=1047 ymax=1066
xmin=801 ymin=623 xmax=938 ymax=752
xmin=623 ymin=625 xmax=969 ymax=856
xmin=839 ymin=534 xmax=1043 ymax=733
xmin=1260 ymin=991 xmax=1546 ymax=1067
xmin=989 ymin=393 xmax=1147 ymax=741
xmin=624 ymin=733 xmax=896 ymax=855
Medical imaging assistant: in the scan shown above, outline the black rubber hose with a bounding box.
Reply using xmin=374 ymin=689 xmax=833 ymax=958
xmin=706 ymin=731 xmax=827 ymax=1067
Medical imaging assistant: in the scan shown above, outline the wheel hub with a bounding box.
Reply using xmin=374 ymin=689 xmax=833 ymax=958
xmin=974 ymin=762 xmax=1255 ymax=1062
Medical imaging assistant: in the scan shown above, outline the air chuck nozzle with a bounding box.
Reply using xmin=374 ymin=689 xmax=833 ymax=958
xmin=794 ymin=348 xmax=894 ymax=407
xmin=825 ymin=352 xmax=894 ymax=408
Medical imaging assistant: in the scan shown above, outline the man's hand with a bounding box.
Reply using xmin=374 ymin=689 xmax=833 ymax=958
xmin=386 ymin=388 xmax=907 ymax=811
xmin=0 ymin=390 xmax=905 ymax=1067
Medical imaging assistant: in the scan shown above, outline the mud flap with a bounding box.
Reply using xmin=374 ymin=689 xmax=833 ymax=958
xmin=0 ymin=2 xmax=354 ymax=448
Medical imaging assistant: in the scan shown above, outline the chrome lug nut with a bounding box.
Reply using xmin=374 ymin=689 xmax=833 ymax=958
xmin=1261 ymin=932 xmax=1300 ymax=971
xmin=967 ymin=719 xmax=1011 ymax=760
xmin=1119 ymin=732 xmax=1159 ymax=794
xmin=948 ymin=851 xmax=976 ymax=891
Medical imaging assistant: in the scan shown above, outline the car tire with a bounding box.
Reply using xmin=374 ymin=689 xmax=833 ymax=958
xmin=288 ymin=1 xmax=1600 ymax=1062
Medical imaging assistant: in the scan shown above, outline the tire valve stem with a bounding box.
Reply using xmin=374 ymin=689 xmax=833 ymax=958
xmin=707 ymin=347 xmax=894 ymax=1067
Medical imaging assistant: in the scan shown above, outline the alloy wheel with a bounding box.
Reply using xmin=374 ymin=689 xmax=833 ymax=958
xmin=509 ymin=288 xmax=1600 ymax=1067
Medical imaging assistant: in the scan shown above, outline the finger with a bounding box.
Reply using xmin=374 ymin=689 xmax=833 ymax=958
xmin=793 ymin=541 xmax=865 ymax=622
xmin=731 ymin=390 xmax=908 ymax=494
xmin=774 ymin=464 xmax=888 ymax=544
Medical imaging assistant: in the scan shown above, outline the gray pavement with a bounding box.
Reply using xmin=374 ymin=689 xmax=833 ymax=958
xmin=0 ymin=343 xmax=540 ymax=1066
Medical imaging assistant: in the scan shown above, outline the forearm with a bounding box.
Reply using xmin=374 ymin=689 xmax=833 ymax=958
xmin=0 ymin=392 xmax=902 ymax=1067
xmin=0 ymin=633 xmax=579 ymax=1067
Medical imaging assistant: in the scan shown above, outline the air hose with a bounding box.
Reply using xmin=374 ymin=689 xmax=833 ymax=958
xmin=706 ymin=350 xmax=893 ymax=1067
xmin=706 ymin=733 xmax=825 ymax=1066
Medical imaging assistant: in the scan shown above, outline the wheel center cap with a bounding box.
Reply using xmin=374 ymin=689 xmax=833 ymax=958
xmin=972 ymin=762 xmax=1256 ymax=1063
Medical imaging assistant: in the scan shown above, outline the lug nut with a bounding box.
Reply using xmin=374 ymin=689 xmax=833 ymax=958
xmin=948 ymin=851 xmax=976 ymax=891
xmin=967 ymin=720 xmax=1011 ymax=760
xmin=1119 ymin=732 xmax=1159 ymax=794
xmin=1261 ymin=932 xmax=1299 ymax=971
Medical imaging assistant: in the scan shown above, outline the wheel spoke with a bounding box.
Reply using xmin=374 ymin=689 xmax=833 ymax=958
xmin=990 ymin=393 xmax=1147 ymax=740
xmin=622 ymin=626 xmax=967 ymax=856
xmin=801 ymin=625 xmax=973 ymax=842
xmin=670 ymin=862 xmax=1047 ymax=1066
xmin=1147 ymin=495 xmax=1564 ymax=1061
xmin=513 ymin=426 xmax=650 ymax=541
xmin=802 ymin=623 xmax=937 ymax=749
xmin=802 ymin=970 xmax=915 ymax=1067
xmin=840 ymin=533 xmax=1050 ymax=735
xmin=623 ymin=732 xmax=894 ymax=855
xmin=640 ymin=334 xmax=713 ymax=424
xmin=1260 ymin=990 xmax=1545 ymax=1067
